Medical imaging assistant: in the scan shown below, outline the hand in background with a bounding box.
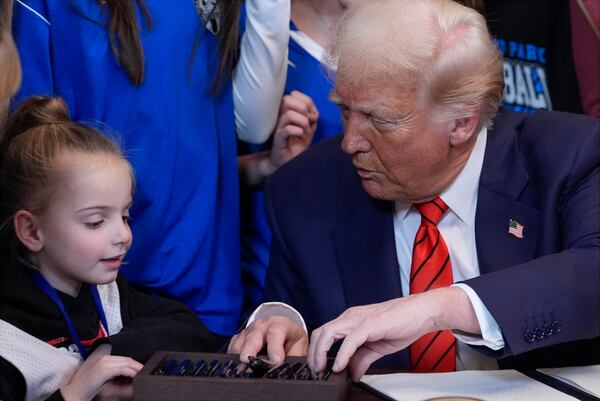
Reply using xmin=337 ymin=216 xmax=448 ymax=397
xmin=61 ymin=344 xmax=143 ymax=401
xmin=228 ymin=315 xmax=308 ymax=365
xmin=267 ymin=90 xmax=319 ymax=173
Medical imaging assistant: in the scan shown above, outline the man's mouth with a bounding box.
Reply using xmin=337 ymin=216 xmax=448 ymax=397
xmin=355 ymin=167 xmax=375 ymax=179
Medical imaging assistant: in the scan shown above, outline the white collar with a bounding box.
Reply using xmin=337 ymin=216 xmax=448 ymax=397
xmin=394 ymin=127 xmax=487 ymax=226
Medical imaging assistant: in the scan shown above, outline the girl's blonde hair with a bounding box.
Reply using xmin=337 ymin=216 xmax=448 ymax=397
xmin=0 ymin=96 xmax=131 ymax=262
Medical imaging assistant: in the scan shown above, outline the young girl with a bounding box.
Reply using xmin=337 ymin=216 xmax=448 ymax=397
xmin=0 ymin=97 xmax=222 ymax=401
xmin=12 ymin=0 xmax=290 ymax=337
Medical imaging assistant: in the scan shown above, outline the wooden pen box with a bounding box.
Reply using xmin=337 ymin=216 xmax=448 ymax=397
xmin=133 ymin=351 xmax=350 ymax=401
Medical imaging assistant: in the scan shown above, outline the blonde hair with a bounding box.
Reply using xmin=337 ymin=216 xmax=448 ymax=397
xmin=0 ymin=96 xmax=132 ymax=261
xmin=326 ymin=0 xmax=503 ymax=131
xmin=0 ymin=0 xmax=21 ymax=103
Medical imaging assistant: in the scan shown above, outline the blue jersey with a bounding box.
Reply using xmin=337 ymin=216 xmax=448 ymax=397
xmin=13 ymin=0 xmax=242 ymax=335
xmin=240 ymin=23 xmax=343 ymax=308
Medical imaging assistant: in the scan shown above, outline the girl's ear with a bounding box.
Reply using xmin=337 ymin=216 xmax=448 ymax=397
xmin=14 ymin=210 xmax=44 ymax=252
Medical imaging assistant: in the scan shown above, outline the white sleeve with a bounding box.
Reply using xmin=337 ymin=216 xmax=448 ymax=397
xmin=233 ymin=0 xmax=290 ymax=144
xmin=452 ymin=283 xmax=505 ymax=350
xmin=246 ymin=302 xmax=307 ymax=332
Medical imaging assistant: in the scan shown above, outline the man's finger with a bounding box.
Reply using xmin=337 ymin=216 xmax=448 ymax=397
xmin=239 ymin=324 xmax=269 ymax=362
xmin=285 ymin=334 xmax=309 ymax=357
xmin=308 ymin=323 xmax=346 ymax=374
xmin=332 ymin=328 xmax=368 ymax=373
xmin=265 ymin=322 xmax=290 ymax=365
xmin=348 ymin=345 xmax=385 ymax=382
xmin=228 ymin=333 xmax=243 ymax=354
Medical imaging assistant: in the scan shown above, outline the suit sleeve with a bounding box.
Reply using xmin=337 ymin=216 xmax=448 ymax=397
xmin=100 ymin=276 xmax=227 ymax=363
xmin=261 ymin=176 xmax=317 ymax=329
xmin=465 ymin=117 xmax=600 ymax=358
xmin=12 ymin=0 xmax=55 ymax=102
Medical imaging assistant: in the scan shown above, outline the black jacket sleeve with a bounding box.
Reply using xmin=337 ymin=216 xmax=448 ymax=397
xmin=0 ymin=356 xmax=26 ymax=401
xmin=98 ymin=275 xmax=227 ymax=363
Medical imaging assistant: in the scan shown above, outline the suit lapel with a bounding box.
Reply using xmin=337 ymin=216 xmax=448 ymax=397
xmin=331 ymin=198 xmax=403 ymax=307
xmin=476 ymin=110 xmax=540 ymax=274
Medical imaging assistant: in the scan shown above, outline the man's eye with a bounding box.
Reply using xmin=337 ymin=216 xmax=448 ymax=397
xmin=122 ymin=215 xmax=131 ymax=224
xmin=370 ymin=115 xmax=396 ymax=129
xmin=85 ymin=220 xmax=104 ymax=229
xmin=339 ymin=105 xmax=350 ymax=119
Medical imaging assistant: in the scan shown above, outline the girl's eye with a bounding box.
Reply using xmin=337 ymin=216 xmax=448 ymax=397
xmin=122 ymin=216 xmax=130 ymax=224
xmin=85 ymin=220 xmax=104 ymax=229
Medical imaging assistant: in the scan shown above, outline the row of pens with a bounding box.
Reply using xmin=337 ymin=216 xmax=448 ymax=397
xmin=151 ymin=356 xmax=334 ymax=381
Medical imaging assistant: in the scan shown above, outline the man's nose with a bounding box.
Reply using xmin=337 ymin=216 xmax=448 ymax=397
xmin=341 ymin=113 xmax=371 ymax=155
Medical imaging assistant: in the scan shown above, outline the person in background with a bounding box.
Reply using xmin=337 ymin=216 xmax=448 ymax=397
xmin=240 ymin=0 xmax=351 ymax=311
xmin=231 ymin=0 xmax=599 ymax=380
xmin=12 ymin=0 xmax=290 ymax=337
xmin=569 ymin=0 xmax=600 ymax=117
xmin=0 ymin=96 xmax=222 ymax=401
xmin=0 ymin=0 xmax=21 ymax=125
xmin=484 ymin=0 xmax=599 ymax=116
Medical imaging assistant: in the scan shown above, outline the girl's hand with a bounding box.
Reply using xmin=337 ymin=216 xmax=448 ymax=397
xmin=60 ymin=344 xmax=143 ymax=401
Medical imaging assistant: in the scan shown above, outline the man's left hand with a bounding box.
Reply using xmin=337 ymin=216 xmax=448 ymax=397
xmin=308 ymin=287 xmax=479 ymax=381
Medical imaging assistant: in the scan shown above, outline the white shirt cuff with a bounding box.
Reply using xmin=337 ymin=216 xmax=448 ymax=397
xmin=451 ymin=283 xmax=505 ymax=351
xmin=246 ymin=302 xmax=308 ymax=333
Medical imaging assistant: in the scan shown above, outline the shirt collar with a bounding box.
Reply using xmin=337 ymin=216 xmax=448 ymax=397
xmin=394 ymin=127 xmax=487 ymax=226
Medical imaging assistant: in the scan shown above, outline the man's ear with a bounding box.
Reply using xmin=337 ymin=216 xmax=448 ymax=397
xmin=14 ymin=210 xmax=44 ymax=252
xmin=449 ymin=114 xmax=480 ymax=146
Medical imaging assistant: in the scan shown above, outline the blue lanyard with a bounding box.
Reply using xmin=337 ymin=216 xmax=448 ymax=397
xmin=31 ymin=272 xmax=109 ymax=359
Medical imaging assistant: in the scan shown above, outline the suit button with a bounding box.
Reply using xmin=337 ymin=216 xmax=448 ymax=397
xmin=552 ymin=321 xmax=562 ymax=334
xmin=524 ymin=329 xmax=535 ymax=343
xmin=534 ymin=328 xmax=544 ymax=340
xmin=543 ymin=324 xmax=553 ymax=337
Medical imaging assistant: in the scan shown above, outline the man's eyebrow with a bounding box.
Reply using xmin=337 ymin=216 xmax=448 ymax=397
xmin=328 ymin=90 xmax=341 ymax=104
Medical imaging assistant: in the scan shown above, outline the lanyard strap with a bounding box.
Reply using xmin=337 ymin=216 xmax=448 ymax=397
xmin=31 ymin=272 xmax=109 ymax=359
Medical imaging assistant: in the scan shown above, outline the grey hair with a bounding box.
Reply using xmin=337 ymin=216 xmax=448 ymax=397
xmin=325 ymin=0 xmax=504 ymax=132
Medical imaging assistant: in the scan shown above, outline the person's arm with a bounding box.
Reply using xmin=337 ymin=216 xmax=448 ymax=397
xmin=12 ymin=0 xmax=55 ymax=102
xmin=239 ymin=90 xmax=318 ymax=187
xmin=97 ymin=275 xmax=227 ymax=364
xmin=465 ymin=117 xmax=600 ymax=358
xmin=234 ymin=0 xmax=290 ymax=143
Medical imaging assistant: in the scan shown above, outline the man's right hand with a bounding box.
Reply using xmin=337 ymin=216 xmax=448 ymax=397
xmin=228 ymin=316 xmax=308 ymax=365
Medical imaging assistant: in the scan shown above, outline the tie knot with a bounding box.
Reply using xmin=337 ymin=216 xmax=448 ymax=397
xmin=415 ymin=197 xmax=448 ymax=226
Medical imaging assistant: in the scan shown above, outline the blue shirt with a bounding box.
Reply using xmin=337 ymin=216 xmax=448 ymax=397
xmin=13 ymin=0 xmax=242 ymax=335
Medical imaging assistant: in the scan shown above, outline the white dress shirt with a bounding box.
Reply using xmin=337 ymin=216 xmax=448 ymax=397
xmin=393 ymin=128 xmax=503 ymax=370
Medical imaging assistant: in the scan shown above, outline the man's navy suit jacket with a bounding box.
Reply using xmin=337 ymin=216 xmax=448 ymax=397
xmin=262 ymin=109 xmax=600 ymax=370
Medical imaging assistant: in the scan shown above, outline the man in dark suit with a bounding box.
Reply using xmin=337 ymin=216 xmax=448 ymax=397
xmin=230 ymin=0 xmax=600 ymax=380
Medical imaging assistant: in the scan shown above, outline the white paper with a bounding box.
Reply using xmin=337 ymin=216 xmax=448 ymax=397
xmin=361 ymin=370 xmax=577 ymax=401
xmin=538 ymin=365 xmax=600 ymax=398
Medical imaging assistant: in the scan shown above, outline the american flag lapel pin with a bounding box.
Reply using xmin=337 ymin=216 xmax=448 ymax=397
xmin=508 ymin=219 xmax=524 ymax=239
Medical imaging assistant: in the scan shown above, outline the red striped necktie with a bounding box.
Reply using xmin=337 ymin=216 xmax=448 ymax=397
xmin=409 ymin=197 xmax=456 ymax=372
